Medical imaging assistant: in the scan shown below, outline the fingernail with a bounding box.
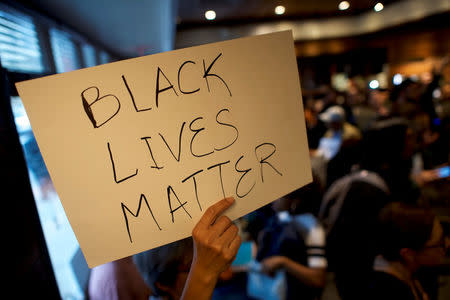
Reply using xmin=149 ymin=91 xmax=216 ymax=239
xmin=227 ymin=197 xmax=235 ymax=203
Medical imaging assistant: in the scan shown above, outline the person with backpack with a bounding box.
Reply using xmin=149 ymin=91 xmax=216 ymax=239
xmin=319 ymin=117 xmax=419 ymax=300
xmin=255 ymin=180 xmax=327 ymax=300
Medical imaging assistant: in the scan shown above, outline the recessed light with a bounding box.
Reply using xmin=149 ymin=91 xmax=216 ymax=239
xmin=205 ymin=10 xmax=216 ymax=20
xmin=338 ymin=1 xmax=350 ymax=11
xmin=275 ymin=5 xmax=285 ymax=15
xmin=374 ymin=3 xmax=384 ymax=12
xmin=393 ymin=74 xmax=403 ymax=85
xmin=369 ymin=80 xmax=380 ymax=89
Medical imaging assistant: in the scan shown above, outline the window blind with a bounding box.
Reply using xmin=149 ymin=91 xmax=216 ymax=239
xmin=0 ymin=4 xmax=44 ymax=73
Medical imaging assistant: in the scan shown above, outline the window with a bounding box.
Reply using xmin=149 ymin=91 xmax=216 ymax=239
xmin=99 ymin=50 xmax=110 ymax=64
xmin=49 ymin=27 xmax=81 ymax=73
xmin=0 ymin=4 xmax=44 ymax=73
xmin=81 ymin=43 xmax=97 ymax=68
xmin=11 ymin=96 xmax=88 ymax=300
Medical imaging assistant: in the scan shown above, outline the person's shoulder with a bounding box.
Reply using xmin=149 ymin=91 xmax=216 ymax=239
xmin=368 ymin=271 xmax=415 ymax=300
xmin=347 ymin=173 xmax=388 ymax=196
xmin=293 ymin=213 xmax=326 ymax=245
xmin=293 ymin=214 xmax=323 ymax=235
xmin=343 ymin=122 xmax=362 ymax=137
xmin=293 ymin=213 xmax=319 ymax=229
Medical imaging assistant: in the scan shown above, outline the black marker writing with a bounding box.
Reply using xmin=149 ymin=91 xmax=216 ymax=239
xmin=81 ymin=86 xmax=120 ymax=128
xmin=140 ymin=137 xmax=163 ymax=170
xmin=203 ymin=53 xmax=232 ymax=97
xmin=214 ymin=108 xmax=239 ymax=151
xmin=159 ymin=121 xmax=186 ymax=162
xmin=235 ymin=155 xmax=255 ymax=198
xmin=155 ymin=66 xmax=178 ymax=108
xmin=178 ymin=60 xmax=200 ymax=95
xmin=122 ymin=75 xmax=152 ymax=112
xmin=107 ymin=142 xmax=138 ymax=184
xmin=207 ymin=160 xmax=230 ymax=199
xmin=255 ymin=142 xmax=283 ymax=183
xmin=121 ymin=194 xmax=162 ymax=243
xmin=182 ymin=169 xmax=204 ymax=211
xmin=189 ymin=117 xmax=214 ymax=158
xmin=167 ymin=185 xmax=192 ymax=223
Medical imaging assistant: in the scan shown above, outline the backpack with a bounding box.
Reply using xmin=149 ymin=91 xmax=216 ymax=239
xmin=319 ymin=170 xmax=389 ymax=235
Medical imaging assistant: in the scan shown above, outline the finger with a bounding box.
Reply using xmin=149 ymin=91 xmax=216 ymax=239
xmin=198 ymin=197 xmax=235 ymax=228
xmin=228 ymin=234 xmax=242 ymax=255
xmin=217 ymin=223 xmax=238 ymax=246
xmin=212 ymin=215 xmax=233 ymax=237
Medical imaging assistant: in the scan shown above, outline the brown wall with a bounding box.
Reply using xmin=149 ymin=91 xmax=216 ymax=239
xmin=295 ymin=13 xmax=450 ymax=84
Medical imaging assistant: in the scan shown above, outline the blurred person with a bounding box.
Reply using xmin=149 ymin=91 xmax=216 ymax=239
xmin=410 ymin=111 xmax=449 ymax=188
xmin=368 ymin=88 xmax=390 ymax=118
xmin=88 ymin=256 xmax=152 ymax=300
xmin=255 ymin=180 xmax=327 ymax=300
xmin=319 ymin=117 xmax=419 ymax=300
xmin=346 ymin=78 xmax=366 ymax=107
xmin=242 ymin=203 xmax=276 ymax=248
xmin=419 ymin=56 xmax=450 ymax=122
xmin=368 ymin=202 xmax=449 ymax=300
xmin=133 ymin=238 xmax=193 ymax=300
xmin=304 ymin=98 xmax=327 ymax=151
xmin=319 ymin=86 xmax=356 ymax=126
xmin=88 ymin=197 xmax=241 ymax=300
xmin=304 ymin=97 xmax=328 ymax=188
xmin=316 ymin=105 xmax=362 ymax=187
xmin=318 ymin=105 xmax=361 ymax=156
xmin=391 ymin=56 xmax=449 ymax=122
xmin=390 ymin=77 xmax=423 ymax=119
xmin=358 ymin=117 xmax=419 ymax=203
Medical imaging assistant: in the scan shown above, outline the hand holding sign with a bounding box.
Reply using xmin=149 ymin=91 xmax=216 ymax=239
xmin=181 ymin=197 xmax=241 ymax=300
xmin=192 ymin=197 xmax=241 ymax=276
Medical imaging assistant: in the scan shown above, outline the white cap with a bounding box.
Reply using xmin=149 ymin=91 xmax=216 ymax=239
xmin=319 ymin=105 xmax=345 ymax=123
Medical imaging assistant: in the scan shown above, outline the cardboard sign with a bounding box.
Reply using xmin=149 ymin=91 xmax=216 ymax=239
xmin=16 ymin=30 xmax=312 ymax=267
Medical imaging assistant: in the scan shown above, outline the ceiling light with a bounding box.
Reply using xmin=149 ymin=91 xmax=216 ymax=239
xmin=374 ymin=3 xmax=384 ymax=12
xmin=205 ymin=10 xmax=216 ymax=20
xmin=338 ymin=1 xmax=350 ymax=11
xmin=369 ymin=80 xmax=380 ymax=89
xmin=393 ymin=74 xmax=403 ymax=85
xmin=275 ymin=5 xmax=285 ymax=15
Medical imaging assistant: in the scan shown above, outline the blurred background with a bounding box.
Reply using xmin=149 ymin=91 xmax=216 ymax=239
xmin=1 ymin=0 xmax=449 ymax=299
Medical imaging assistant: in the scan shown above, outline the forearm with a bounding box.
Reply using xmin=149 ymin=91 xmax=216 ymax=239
xmin=281 ymin=257 xmax=326 ymax=288
xmin=181 ymin=262 xmax=219 ymax=300
xmin=181 ymin=198 xmax=241 ymax=300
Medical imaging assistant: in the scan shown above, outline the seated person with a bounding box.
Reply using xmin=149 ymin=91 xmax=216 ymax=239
xmin=256 ymin=183 xmax=327 ymax=300
xmin=89 ymin=197 xmax=241 ymax=300
xmin=369 ymin=202 xmax=449 ymax=300
xmin=316 ymin=105 xmax=362 ymax=161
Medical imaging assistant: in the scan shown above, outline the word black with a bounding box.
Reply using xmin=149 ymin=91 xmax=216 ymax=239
xmin=81 ymin=53 xmax=231 ymax=129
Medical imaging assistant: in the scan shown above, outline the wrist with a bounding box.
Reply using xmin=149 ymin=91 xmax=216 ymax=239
xmin=189 ymin=260 xmax=220 ymax=287
xmin=181 ymin=261 xmax=220 ymax=300
xmin=279 ymin=256 xmax=290 ymax=269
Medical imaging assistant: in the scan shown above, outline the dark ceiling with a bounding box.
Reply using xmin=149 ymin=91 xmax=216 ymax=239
xmin=177 ymin=0 xmax=400 ymax=27
xmin=12 ymin=0 xmax=445 ymax=57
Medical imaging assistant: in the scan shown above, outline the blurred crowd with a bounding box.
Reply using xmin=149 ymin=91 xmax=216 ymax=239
xmin=87 ymin=57 xmax=450 ymax=300
xmin=236 ymin=56 xmax=450 ymax=300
